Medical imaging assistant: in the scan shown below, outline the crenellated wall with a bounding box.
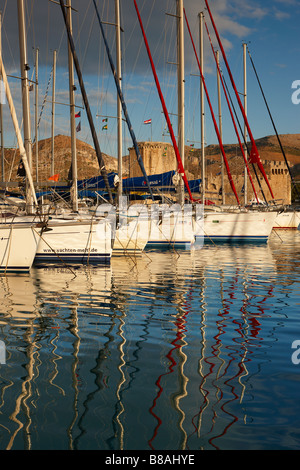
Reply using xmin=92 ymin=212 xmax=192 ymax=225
xmin=128 ymin=143 xmax=292 ymax=205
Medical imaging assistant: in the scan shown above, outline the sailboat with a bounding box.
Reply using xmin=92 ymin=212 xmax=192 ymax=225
xmin=34 ymin=0 xmax=113 ymax=265
xmin=245 ymin=45 xmax=300 ymax=230
xmin=273 ymin=210 xmax=300 ymax=229
xmin=92 ymin=0 xmax=151 ymax=256
xmin=0 ymin=24 xmax=42 ymax=273
xmin=133 ymin=0 xmax=196 ymax=250
xmin=7 ymin=0 xmax=149 ymax=264
xmin=2 ymin=1 xmax=111 ymax=270
xmin=184 ymin=5 xmax=277 ymax=244
xmin=1 ymin=1 xmax=114 ymax=269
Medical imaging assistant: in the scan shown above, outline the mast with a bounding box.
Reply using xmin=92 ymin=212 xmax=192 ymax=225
xmin=0 ymin=11 xmax=4 ymax=183
xmin=199 ymin=12 xmax=205 ymax=205
xmin=204 ymin=0 xmax=274 ymax=201
xmin=51 ymin=49 xmax=57 ymax=177
xmin=115 ymin=0 xmax=122 ymax=204
xmin=59 ymin=0 xmax=113 ymax=204
xmin=35 ymin=47 xmax=39 ymax=182
xmin=0 ymin=54 xmax=37 ymax=205
xmin=17 ymin=0 xmax=34 ymax=211
xmin=247 ymin=44 xmax=300 ymax=201
xmin=177 ymin=0 xmax=185 ymax=206
xmin=66 ymin=0 xmax=78 ymax=212
xmin=133 ymin=0 xmax=195 ymax=202
xmin=216 ymin=50 xmax=225 ymax=205
xmin=184 ymin=8 xmax=240 ymax=205
xmin=243 ymin=42 xmax=247 ymax=205
xmin=92 ymin=0 xmax=154 ymax=201
xmin=203 ymin=17 xmax=259 ymax=204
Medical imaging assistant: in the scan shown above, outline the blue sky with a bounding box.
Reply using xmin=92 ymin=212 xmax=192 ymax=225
xmin=1 ymin=0 xmax=300 ymax=162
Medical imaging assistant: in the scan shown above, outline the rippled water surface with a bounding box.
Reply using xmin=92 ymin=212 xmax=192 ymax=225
xmin=0 ymin=231 xmax=299 ymax=450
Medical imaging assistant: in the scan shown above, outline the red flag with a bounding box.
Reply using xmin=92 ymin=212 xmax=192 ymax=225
xmin=48 ymin=174 xmax=59 ymax=182
xmin=248 ymin=144 xmax=262 ymax=164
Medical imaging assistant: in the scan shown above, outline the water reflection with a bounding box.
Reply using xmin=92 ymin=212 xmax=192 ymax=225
xmin=0 ymin=232 xmax=299 ymax=449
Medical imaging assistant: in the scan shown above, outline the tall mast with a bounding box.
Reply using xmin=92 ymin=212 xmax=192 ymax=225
xmin=59 ymin=0 xmax=113 ymax=204
xmin=51 ymin=49 xmax=56 ymax=176
xmin=35 ymin=47 xmax=39 ymax=182
xmin=66 ymin=0 xmax=78 ymax=212
xmin=115 ymin=0 xmax=122 ymax=203
xmin=243 ymin=42 xmax=248 ymax=205
xmin=92 ymin=0 xmax=154 ymax=201
xmin=177 ymin=0 xmax=185 ymax=206
xmin=203 ymin=17 xmax=259 ymax=204
xmin=0 ymin=54 xmax=37 ymax=206
xmin=204 ymin=0 xmax=274 ymax=200
xmin=133 ymin=0 xmax=194 ymax=201
xmin=184 ymin=7 xmax=240 ymax=205
xmin=17 ymin=0 xmax=34 ymax=211
xmin=199 ymin=12 xmax=205 ymax=205
xmin=0 ymin=11 xmax=4 ymax=183
xmin=216 ymin=50 xmax=225 ymax=204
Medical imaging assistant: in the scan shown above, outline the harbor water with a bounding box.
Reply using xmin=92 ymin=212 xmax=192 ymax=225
xmin=0 ymin=230 xmax=299 ymax=450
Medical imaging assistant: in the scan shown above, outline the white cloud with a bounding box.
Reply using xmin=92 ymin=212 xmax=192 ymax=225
xmin=274 ymin=9 xmax=291 ymax=19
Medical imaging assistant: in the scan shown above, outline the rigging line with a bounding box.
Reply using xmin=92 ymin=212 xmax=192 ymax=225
xmin=34 ymin=66 xmax=54 ymax=140
xmin=2 ymin=24 xmax=18 ymax=79
xmin=46 ymin=0 xmax=50 ymax=81
xmin=164 ymin=7 xmax=177 ymax=120
xmin=247 ymin=44 xmax=300 ymax=199
xmin=139 ymin=4 xmax=169 ymax=138
xmin=25 ymin=0 xmax=36 ymax=52
xmin=163 ymin=0 xmax=179 ymax=121
xmin=59 ymin=0 xmax=113 ymax=204
xmin=76 ymin=0 xmax=93 ymax=37
xmin=185 ymin=17 xmax=200 ymax=147
xmin=133 ymin=0 xmax=196 ymax=203
xmin=80 ymin=4 xmax=97 ymax=72
xmin=184 ymin=8 xmax=240 ymax=205
xmin=1 ymin=0 xmax=8 ymax=19
xmin=204 ymin=0 xmax=274 ymax=201
xmin=126 ymin=0 xmax=157 ymax=89
xmin=221 ymin=71 xmax=269 ymax=205
xmin=92 ymin=0 xmax=155 ymax=201
xmin=203 ymin=18 xmax=259 ymax=203
xmin=135 ymin=1 xmax=174 ymax=141
xmin=134 ymin=0 xmax=195 ymax=202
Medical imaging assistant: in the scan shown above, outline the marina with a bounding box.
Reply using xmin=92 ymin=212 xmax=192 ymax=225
xmin=0 ymin=231 xmax=299 ymax=450
xmin=0 ymin=0 xmax=299 ymax=453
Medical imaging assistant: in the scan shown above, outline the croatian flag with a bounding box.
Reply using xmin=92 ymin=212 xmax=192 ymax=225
xmin=144 ymin=119 xmax=151 ymax=125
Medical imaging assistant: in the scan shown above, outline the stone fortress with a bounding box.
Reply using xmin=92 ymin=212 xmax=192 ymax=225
xmin=128 ymin=140 xmax=294 ymax=205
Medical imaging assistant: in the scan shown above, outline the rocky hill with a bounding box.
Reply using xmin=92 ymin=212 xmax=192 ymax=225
xmin=184 ymin=134 xmax=300 ymax=179
xmin=3 ymin=134 xmax=120 ymax=183
xmin=2 ymin=133 xmax=300 ymax=184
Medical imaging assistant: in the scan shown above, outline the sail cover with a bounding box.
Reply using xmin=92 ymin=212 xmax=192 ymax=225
xmin=76 ymin=171 xmax=201 ymax=193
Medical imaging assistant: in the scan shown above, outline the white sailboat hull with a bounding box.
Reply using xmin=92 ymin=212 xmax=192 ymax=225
xmin=273 ymin=210 xmax=300 ymax=229
xmin=0 ymin=224 xmax=40 ymax=273
xmin=195 ymin=210 xmax=277 ymax=243
xmin=113 ymin=217 xmax=150 ymax=255
xmin=146 ymin=211 xmax=195 ymax=250
xmin=35 ymin=219 xmax=112 ymax=264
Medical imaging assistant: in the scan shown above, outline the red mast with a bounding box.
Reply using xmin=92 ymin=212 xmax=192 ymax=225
xmin=184 ymin=8 xmax=240 ymax=205
xmin=204 ymin=0 xmax=274 ymax=200
xmin=133 ymin=0 xmax=196 ymax=202
xmin=203 ymin=17 xmax=259 ymax=204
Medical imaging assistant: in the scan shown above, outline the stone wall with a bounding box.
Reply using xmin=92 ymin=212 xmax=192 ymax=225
xmin=128 ymin=142 xmax=177 ymax=178
xmin=128 ymin=142 xmax=292 ymax=205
